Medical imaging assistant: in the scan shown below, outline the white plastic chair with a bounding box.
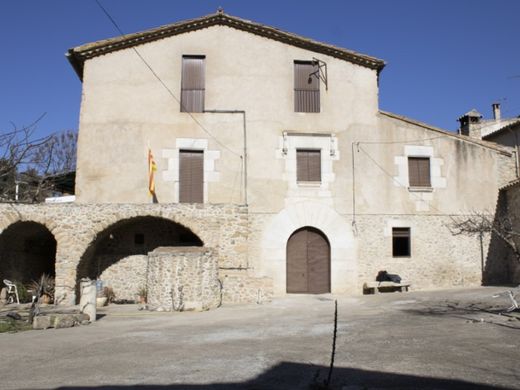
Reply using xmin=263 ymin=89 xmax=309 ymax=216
xmin=3 ymin=279 xmax=20 ymax=305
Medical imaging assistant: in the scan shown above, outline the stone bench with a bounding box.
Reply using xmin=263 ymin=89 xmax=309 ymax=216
xmin=363 ymin=281 xmax=411 ymax=294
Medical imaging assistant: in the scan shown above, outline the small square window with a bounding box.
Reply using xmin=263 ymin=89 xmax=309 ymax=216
xmin=296 ymin=149 xmax=321 ymax=182
xmin=134 ymin=233 xmax=145 ymax=246
xmin=392 ymin=227 xmax=410 ymax=257
xmin=408 ymin=157 xmax=431 ymax=187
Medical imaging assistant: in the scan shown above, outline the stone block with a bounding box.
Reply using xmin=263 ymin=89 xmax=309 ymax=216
xmin=53 ymin=314 xmax=76 ymax=329
xmin=33 ymin=316 xmax=52 ymax=330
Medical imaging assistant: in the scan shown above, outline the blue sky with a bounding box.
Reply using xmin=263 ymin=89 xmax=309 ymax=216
xmin=1 ymin=0 xmax=519 ymax=138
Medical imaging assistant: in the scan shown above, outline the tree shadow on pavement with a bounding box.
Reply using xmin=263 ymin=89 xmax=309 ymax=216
xmin=401 ymin=300 xmax=520 ymax=330
xmin=55 ymin=361 xmax=516 ymax=390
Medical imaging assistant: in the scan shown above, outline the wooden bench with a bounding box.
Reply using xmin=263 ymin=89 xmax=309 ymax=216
xmin=363 ymin=281 xmax=411 ymax=294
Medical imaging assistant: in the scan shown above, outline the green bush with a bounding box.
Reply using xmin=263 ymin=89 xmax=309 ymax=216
xmin=14 ymin=281 xmax=31 ymax=303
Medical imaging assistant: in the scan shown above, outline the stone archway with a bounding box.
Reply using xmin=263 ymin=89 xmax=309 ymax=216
xmin=287 ymin=226 xmax=330 ymax=294
xmin=0 ymin=221 xmax=56 ymax=289
xmin=76 ymin=216 xmax=203 ymax=302
xmin=261 ymin=200 xmax=357 ymax=295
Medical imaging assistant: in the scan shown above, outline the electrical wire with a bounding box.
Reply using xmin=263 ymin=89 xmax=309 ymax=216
xmin=354 ymin=134 xmax=447 ymax=145
xmin=94 ymin=0 xmax=242 ymax=158
xmin=357 ymin=145 xmax=452 ymax=216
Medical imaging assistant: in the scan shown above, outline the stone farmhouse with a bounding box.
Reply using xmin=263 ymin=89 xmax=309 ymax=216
xmin=0 ymin=11 xmax=517 ymax=308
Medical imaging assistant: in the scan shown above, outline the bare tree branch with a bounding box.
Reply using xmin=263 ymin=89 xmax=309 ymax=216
xmin=0 ymin=114 xmax=77 ymax=203
xmin=449 ymin=211 xmax=520 ymax=264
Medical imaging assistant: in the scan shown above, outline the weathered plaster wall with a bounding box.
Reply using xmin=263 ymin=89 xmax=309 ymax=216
xmin=76 ymin=24 xmax=379 ymax=209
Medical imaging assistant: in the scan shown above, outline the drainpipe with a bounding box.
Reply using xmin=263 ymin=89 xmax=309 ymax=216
xmin=204 ymin=109 xmax=248 ymax=205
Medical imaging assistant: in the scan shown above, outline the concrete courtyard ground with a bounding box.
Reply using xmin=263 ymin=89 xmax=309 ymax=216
xmin=0 ymin=287 xmax=519 ymax=390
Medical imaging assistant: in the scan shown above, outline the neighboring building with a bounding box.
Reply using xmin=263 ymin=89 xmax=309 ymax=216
xmin=0 ymin=11 xmax=517 ymax=306
xmin=458 ymin=103 xmax=520 ymax=174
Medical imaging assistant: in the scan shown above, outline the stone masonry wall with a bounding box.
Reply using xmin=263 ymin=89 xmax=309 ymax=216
xmin=355 ymin=214 xmax=486 ymax=293
xmin=504 ymin=182 xmax=520 ymax=283
xmin=98 ymin=255 xmax=148 ymax=301
xmin=0 ymin=203 xmax=257 ymax=305
xmin=147 ymin=247 xmax=220 ymax=311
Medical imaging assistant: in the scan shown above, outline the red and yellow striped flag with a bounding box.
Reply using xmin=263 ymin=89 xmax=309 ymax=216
xmin=148 ymin=148 xmax=157 ymax=195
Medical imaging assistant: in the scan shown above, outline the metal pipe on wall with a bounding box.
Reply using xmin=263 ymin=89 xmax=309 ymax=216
xmin=204 ymin=109 xmax=248 ymax=205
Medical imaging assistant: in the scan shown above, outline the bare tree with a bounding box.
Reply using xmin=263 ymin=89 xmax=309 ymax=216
xmin=449 ymin=211 xmax=520 ymax=264
xmin=0 ymin=114 xmax=78 ymax=203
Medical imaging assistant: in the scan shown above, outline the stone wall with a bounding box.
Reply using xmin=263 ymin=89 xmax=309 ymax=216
xmin=249 ymin=208 xmax=490 ymax=295
xmin=98 ymin=255 xmax=148 ymax=301
xmin=220 ymin=270 xmax=273 ymax=304
xmin=506 ymin=182 xmax=520 ymax=283
xmin=355 ymin=215 xmax=486 ymax=293
xmin=0 ymin=203 xmax=264 ymax=305
xmin=147 ymin=247 xmax=220 ymax=311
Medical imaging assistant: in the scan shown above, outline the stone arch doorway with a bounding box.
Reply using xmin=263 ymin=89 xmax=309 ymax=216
xmin=0 ymin=221 xmax=56 ymax=286
xmin=286 ymin=226 xmax=330 ymax=294
xmin=76 ymin=216 xmax=203 ymax=302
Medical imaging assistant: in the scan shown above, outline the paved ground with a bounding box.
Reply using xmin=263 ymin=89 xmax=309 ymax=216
xmin=1 ymin=287 xmax=519 ymax=390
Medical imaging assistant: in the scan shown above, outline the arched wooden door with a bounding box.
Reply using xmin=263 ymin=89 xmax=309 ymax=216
xmin=286 ymin=227 xmax=330 ymax=294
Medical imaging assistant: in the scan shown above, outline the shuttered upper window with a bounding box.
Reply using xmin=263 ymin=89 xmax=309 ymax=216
xmin=408 ymin=157 xmax=431 ymax=187
xmin=181 ymin=56 xmax=205 ymax=113
xmin=179 ymin=150 xmax=204 ymax=203
xmin=294 ymin=61 xmax=320 ymax=113
xmin=297 ymin=149 xmax=321 ymax=182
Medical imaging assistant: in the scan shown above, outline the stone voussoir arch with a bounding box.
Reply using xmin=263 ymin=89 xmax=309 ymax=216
xmin=261 ymin=200 xmax=358 ymax=295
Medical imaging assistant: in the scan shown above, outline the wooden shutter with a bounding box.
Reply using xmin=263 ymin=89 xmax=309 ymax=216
xmin=408 ymin=157 xmax=431 ymax=187
xmin=179 ymin=150 xmax=204 ymax=203
xmin=287 ymin=227 xmax=330 ymax=294
xmin=294 ymin=61 xmax=320 ymax=112
xmin=297 ymin=150 xmax=321 ymax=182
xmin=181 ymin=56 xmax=205 ymax=113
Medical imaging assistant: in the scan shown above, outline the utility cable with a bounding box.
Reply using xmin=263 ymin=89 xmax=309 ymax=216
xmin=94 ymin=0 xmax=242 ymax=157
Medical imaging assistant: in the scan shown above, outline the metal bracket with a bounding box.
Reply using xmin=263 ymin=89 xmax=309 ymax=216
xmin=310 ymin=57 xmax=328 ymax=91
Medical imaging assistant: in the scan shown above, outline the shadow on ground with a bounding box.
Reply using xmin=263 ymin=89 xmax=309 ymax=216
xmin=401 ymin=299 xmax=520 ymax=330
xmin=56 ymin=362 xmax=515 ymax=390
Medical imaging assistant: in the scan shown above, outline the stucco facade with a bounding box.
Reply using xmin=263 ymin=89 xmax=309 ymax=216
xmin=1 ymin=12 xmax=517 ymax=306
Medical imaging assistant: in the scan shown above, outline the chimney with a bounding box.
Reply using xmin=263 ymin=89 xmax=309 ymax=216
xmin=492 ymin=103 xmax=501 ymax=121
xmin=457 ymin=109 xmax=482 ymax=138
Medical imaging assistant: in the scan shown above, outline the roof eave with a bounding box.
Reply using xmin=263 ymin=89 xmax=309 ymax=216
xmin=66 ymin=50 xmax=84 ymax=81
xmin=379 ymin=110 xmax=512 ymax=156
xmin=66 ymin=12 xmax=385 ymax=80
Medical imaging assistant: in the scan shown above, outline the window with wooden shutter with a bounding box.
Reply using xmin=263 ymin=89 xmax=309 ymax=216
xmin=408 ymin=157 xmax=431 ymax=187
xmin=294 ymin=61 xmax=320 ymax=113
xmin=181 ymin=56 xmax=205 ymax=113
xmin=297 ymin=149 xmax=321 ymax=182
xmin=392 ymin=227 xmax=411 ymax=257
xmin=179 ymin=150 xmax=204 ymax=203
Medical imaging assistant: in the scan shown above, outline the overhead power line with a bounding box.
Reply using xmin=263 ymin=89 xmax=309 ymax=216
xmin=93 ymin=0 xmax=242 ymax=157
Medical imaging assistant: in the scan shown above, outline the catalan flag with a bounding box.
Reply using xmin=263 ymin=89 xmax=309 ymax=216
xmin=148 ymin=148 xmax=157 ymax=196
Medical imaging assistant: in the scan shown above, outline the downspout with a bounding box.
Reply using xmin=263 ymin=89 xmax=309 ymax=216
xmin=203 ymin=109 xmax=248 ymax=205
xmin=204 ymin=109 xmax=249 ymax=271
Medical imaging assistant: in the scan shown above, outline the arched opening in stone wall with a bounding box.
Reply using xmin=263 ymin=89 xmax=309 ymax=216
xmin=0 ymin=221 xmax=56 ymax=293
xmin=76 ymin=216 xmax=203 ymax=302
